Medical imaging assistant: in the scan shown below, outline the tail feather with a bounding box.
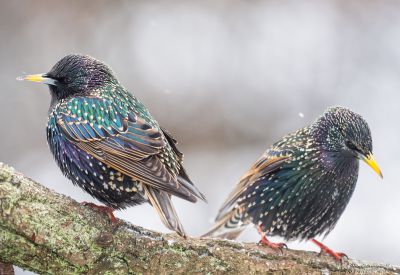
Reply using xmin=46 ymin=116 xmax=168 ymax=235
xmin=161 ymin=127 xmax=207 ymax=203
xmin=144 ymin=185 xmax=187 ymax=237
xmin=202 ymin=208 xmax=248 ymax=240
xmin=177 ymin=166 xmax=207 ymax=202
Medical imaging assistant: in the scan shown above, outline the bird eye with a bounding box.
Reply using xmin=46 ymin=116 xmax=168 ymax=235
xmin=345 ymin=140 xmax=359 ymax=151
xmin=54 ymin=76 xmax=69 ymax=85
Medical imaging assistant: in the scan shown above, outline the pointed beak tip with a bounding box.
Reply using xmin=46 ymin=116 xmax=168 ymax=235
xmin=16 ymin=73 xmax=57 ymax=86
xmin=16 ymin=75 xmax=26 ymax=81
xmin=361 ymin=153 xmax=383 ymax=180
xmin=16 ymin=74 xmax=45 ymax=83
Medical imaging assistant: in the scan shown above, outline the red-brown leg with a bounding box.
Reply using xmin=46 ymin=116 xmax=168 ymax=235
xmin=311 ymin=239 xmax=347 ymax=261
xmin=82 ymin=202 xmax=117 ymax=224
xmin=257 ymin=225 xmax=287 ymax=251
xmin=0 ymin=261 xmax=15 ymax=275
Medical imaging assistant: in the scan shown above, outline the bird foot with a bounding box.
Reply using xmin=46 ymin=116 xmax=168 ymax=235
xmin=81 ymin=202 xmax=117 ymax=224
xmin=257 ymin=225 xmax=287 ymax=253
xmin=311 ymin=239 xmax=348 ymax=262
xmin=258 ymin=236 xmax=288 ymax=253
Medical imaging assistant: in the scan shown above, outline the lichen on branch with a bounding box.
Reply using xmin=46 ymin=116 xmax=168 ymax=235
xmin=0 ymin=163 xmax=398 ymax=274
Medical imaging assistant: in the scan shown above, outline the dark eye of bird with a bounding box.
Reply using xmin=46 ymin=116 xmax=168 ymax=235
xmin=60 ymin=76 xmax=69 ymax=83
xmin=52 ymin=76 xmax=70 ymax=85
xmin=44 ymin=73 xmax=66 ymax=86
xmin=345 ymin=140 xmax=359 ymax=151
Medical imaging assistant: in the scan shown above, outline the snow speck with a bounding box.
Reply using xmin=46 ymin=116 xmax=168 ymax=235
xmin=167 ymin=239 xmax=176 ymax=246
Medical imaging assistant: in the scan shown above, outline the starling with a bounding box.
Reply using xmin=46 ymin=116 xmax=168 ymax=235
xmin=203 ymin=107 xmax=382 ymax=260
xmin=18 ymin=54 xmax=206 ymax=237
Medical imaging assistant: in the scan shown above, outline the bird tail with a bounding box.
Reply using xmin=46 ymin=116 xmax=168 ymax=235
xmin=177 ymin=166 xmax=207 ymax=202
xmin=144 ymin=185 xmax=187 ymax=237
xmin=202 ymin=208 xmax=249 ymax=240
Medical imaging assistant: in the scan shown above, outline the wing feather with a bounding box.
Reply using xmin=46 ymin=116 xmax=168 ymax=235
xmin=216 ymin=152 xmax=288 ymax=220
xmin=56 ymin=96 xmax=200 ymax=201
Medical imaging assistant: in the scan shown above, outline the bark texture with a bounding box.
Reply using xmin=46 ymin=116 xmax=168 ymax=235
xmin=0 ymin=162 xmax=398 ymax=274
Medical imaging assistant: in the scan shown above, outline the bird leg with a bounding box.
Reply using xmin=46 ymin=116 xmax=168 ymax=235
xmin=311 ymin=239 xmax=347 ymax=261
xmin=257 ymin=225 xmax=287 ymax=252
xmin=81 ymin=202 xmax=117 ymax=224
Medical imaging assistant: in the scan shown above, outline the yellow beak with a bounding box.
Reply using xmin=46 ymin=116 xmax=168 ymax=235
xmin=17 ymin=73 xmax=57 ymax=85
xmin=360 ymin=153 xmax=383 ymax=179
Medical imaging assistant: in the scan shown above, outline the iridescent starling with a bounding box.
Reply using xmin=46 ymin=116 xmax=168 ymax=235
xmin=18 ymin=54 xmax=206 ymax=237
xmin=204 ymin=107 xmax=382 ymax=260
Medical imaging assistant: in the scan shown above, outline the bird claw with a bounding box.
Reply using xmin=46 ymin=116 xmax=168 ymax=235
xmin=319 ymin=250 xmax=348 ymax=262
xmin=312 ymin=239 xmax=347 ymax=262
xmin=257 ymin=225 xmax=287 ymax=254
xmin=81 ymin=202 xmax=118 ymax=224
xmin=258 ymin=238 xmax=287 ymax=254
xmin=336 ymin=252 xmax=348 ymax=259
xmin=335 ymin=252 xmax=349 ymax=263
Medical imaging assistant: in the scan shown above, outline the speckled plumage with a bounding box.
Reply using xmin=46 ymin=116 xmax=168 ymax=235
xmin=27 ymin=54 xmax=206 ymax=237
xmin=205 ymin=107 xmax=377 ymax=242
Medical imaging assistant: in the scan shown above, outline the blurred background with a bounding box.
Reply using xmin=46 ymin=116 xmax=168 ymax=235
xmin=1 ymin=0 xmax=399 ymax=273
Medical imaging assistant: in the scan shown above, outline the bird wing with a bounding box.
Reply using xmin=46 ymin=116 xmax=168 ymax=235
xmin=215 ymin=149 xmax=288 ymax=220
xmin=55 ymin=96 xmax=200 ymax=201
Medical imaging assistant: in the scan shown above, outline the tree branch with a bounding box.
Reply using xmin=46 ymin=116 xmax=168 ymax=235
xmin=0 ymin=162 xmax=398 ymax=274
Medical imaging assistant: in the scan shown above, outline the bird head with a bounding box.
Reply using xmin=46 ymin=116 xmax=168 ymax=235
xmin=17 ymin=54 xmax=118 ymax=101
xmin=314 ymin=106 xmax=383 ymax=178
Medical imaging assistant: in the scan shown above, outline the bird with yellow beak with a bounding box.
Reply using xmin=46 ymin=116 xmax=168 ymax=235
xmin=203 ymin=106 xmax=382 ymax=261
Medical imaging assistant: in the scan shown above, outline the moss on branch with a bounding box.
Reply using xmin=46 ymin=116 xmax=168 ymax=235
xmin=0 ymin=163 xmax=398 ymax=274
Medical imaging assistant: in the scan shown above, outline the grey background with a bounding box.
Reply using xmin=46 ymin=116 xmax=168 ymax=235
xmin=0 ymin=1 xmax=399 ymax=273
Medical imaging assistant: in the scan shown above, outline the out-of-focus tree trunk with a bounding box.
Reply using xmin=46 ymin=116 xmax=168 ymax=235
xmin=0 ymin=163 xmax=398 ymax=274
